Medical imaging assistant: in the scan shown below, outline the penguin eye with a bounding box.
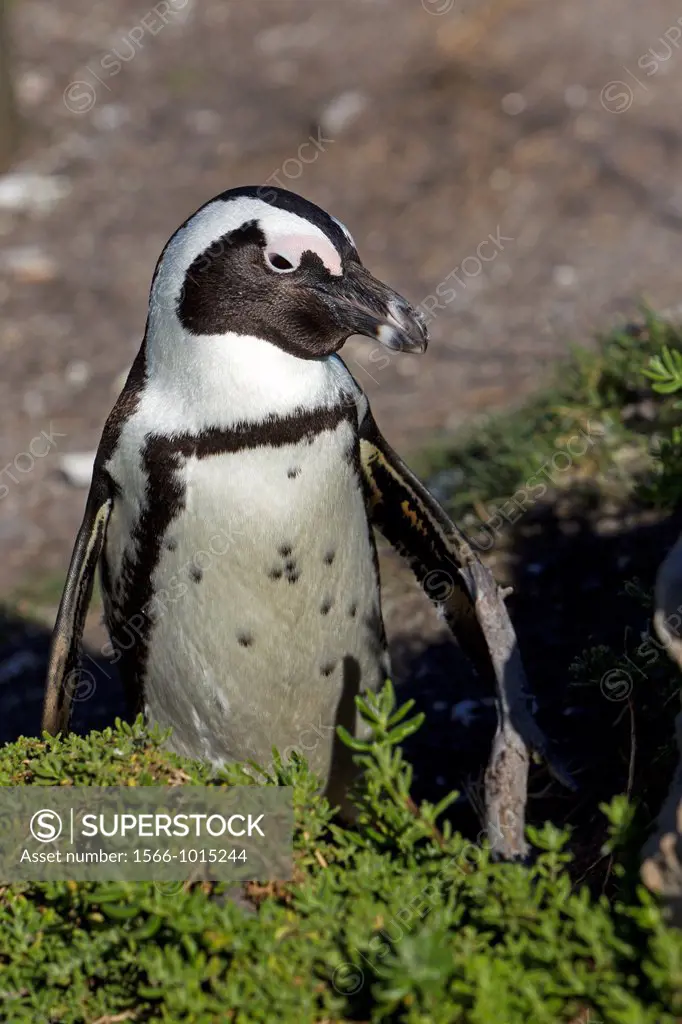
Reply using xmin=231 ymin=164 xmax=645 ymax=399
xmin=265 ymin=252 xmax=297 ymax=273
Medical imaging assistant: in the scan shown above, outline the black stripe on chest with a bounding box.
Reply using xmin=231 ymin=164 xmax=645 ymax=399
xmin=172 ymin=403 xmax=356 ymax=459
xmin=104 ymin=403 xmax=359 ymax=711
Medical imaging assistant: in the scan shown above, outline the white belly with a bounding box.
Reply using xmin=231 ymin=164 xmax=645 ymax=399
xmin=104 ymin=416 xmax=387 ymax=788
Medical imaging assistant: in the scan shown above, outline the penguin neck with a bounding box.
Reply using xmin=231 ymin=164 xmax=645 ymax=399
xmin=143 ymin=315 xmax=346 ymax=433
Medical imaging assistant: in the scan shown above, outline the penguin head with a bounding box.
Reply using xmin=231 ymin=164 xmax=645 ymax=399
xmin=149 ymin=186 xmax=428 ymax=361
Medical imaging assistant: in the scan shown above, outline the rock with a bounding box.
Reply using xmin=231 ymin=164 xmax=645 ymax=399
xmin=64 ymin=360 xmax=91 ymax=388
xmin=58 ymin=452 xmax=96 ymax=489
xmin=255 ymin=22 xmax=325 ymax=55
xmin=186 ymin=109 xmax=222 ymax=135
xmin=564 ymin=84 xmax=588 ymax=109
xmin=16 ymin=70 xmax=53 ymax=107
xmin=0 ymin=173 xmax=71 ymax=214
xmin=0 ymin=246 xmax=57 ymax=283
xmin=91 ymin=104 xmax=130 ymax=132
xmin=318 ymin=91 xmax=368 ymax=136
xmin=22 ymin=390 xmax=46 ymax=418
xmin=553 ymin=265 xmax=577 ymax=288
xmin=501 ymin=92 xmax=526 ymax=116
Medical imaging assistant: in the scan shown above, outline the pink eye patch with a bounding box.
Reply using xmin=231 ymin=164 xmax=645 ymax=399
xmin=262 ymin=232 xmax=342 ymax=276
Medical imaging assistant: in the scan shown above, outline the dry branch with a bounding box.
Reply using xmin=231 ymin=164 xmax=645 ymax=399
xmin=458 ymin=558 xmax=573 ymax=859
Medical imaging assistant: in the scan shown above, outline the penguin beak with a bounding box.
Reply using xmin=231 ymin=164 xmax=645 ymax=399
xmin=325 ymin=264 xmax=428 ymax=354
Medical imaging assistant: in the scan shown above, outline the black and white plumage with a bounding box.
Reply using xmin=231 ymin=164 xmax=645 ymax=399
xmin=42 ymin=186 xmax=495 ymax=811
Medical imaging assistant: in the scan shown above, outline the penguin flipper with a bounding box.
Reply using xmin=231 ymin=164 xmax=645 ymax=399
xmin=41 ymin=476 xmax=112 ymax=736
xmin=358 ymin=408 xmax=493 ymax=673
xmin=358 ymin=409 xmax=576 ymax=799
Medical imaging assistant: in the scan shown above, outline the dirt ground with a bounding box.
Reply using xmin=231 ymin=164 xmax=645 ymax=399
xmin=3 ymin=0 xmax=682 ymax=595
xmin=3 ymin=2 xmax=682 ymax=870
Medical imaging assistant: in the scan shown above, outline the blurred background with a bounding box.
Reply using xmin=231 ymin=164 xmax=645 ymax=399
xmin=2 ymin=0 xmax=682 ymax=813
xmin=3 ymin=0 xmax=682 ymax=593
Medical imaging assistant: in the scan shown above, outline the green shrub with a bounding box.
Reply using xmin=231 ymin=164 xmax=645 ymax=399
xmin=416 ymin=310 xmax=682 ymax=520
xmin=0 ymin=686 xmax=680 ymax=1024
xmin=641 ymin=341 xmax=682 ymax=508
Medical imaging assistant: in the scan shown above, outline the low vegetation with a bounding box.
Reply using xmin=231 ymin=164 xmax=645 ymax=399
xmin=0 ymin=690 xmax=680 ymax=1023
xmin=1 ymin=310 xmax=682 ymax=1022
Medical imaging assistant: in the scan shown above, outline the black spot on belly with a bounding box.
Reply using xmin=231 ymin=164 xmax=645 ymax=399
xmin=349 ymin=602 xmax=357 ymax=618
xmin=320 ymin=598 xmax=333 ymax=615
xmin=237 ymin=633 xmax=254 ymax=648
xmin=268 ymin=568 xmax=283 ymax=581
xmin=321 ymin=661 xmax=336 ymax=677
xmin=106 ymin=402 xmax=357 ymax=721
xmin=284 ymin=557 xmax=299 ymax=583
xmin=279 ymin=544 xmax=292 ymax=557
xmin=189 ymin=565 xmax=203 ymax=583
xmin=324 ymin=550 xmax=335 ymax=565
xmin=287 ymin=467 xmax=301 ymax=479
xmin=165 ymin=537 xmax=177 ymax=552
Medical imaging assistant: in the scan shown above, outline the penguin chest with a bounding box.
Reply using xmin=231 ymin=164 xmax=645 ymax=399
xmin=159 ymin=428 xmax=378 ymax=641
xmin=105 ymin=418 xmax=387 ymax=773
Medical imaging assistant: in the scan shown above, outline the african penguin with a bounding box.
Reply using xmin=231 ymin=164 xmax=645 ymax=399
xmin=43 ymin=185 xmax=443 ymax=812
